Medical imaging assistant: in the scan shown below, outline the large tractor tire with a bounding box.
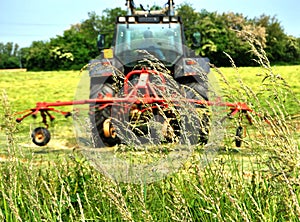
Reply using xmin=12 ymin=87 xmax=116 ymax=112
xmin=176 ymin=76 xmax=210 ymax=144
xmin=89 ymin=77 xmax=121 ymax=147
xmin=177 ymin=75 xmax=208 ymax=101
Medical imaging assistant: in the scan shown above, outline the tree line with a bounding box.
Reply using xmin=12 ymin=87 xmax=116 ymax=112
xmin=1 ymin=4 xmax=299 ymax=70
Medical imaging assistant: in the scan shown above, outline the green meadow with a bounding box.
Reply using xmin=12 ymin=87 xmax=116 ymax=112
xmin=0 ymin=65 xmax=299 ymax=221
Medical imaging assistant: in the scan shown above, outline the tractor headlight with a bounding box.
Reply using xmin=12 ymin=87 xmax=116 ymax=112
xmin=128 ymin=16 xmax=136 ymax=23
xmin=163 ymin=16 xmax=170 ymax=22
xmin=171 ymin=17 xmax=178 ymax=22
xmin=118 ymin=17 xmax=126 ymax=23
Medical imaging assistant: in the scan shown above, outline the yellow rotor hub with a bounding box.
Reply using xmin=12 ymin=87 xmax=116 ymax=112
xmin=103 ymin=118 xmax=116 ymax=138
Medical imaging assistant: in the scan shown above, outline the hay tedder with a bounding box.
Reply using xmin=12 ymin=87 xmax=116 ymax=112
xmin=16 ymin=0 xmax=262 ymax=148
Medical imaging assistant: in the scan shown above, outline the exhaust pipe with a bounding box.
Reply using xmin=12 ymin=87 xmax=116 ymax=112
xmin=126 ymin=0 xmax=134 ymax=15
xmin=168 ymin=0 xmax=175 ymax=16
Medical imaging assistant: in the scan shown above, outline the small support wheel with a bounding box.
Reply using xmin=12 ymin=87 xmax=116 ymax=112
xmin=31 ymin=127 xmax=51 ymax=146
xmin=235 ymin=126 xmax=243 ymax=147
xmin=103 ymin=118 xmax=116 ymax=139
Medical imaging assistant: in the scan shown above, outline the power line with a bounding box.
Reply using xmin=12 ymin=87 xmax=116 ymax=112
xmin=0 ymin=33 xmax=53 ymax=37
xmin=0 ymin=22 xmax=70 ymax=27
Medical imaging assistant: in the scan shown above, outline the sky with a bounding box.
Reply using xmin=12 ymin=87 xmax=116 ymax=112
xmin=0 ymin=0 xmax=299 ymax=48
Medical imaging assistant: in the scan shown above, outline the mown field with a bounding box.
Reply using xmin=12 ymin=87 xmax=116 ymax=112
xmin=0 ymin=65 xmax=299 ymax=221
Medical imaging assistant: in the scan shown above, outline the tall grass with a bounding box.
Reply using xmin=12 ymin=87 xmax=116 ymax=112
xmin=0 ymin=40 xmax=299 ymax=221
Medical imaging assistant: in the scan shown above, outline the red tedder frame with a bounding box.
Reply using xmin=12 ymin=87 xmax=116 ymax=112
xmin=15 ymin=68 xmax=270 ymax=144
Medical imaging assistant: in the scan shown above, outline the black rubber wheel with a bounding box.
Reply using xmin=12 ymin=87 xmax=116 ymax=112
xmin=235 ymin=126 xmax=243 ymax=147
xmin=92 ymin=107 xmax=121 ymax=147
xmin=89 ymin=78 xmax=121 ymax=147
xmin=177 ymin=76 xmax=210 ymax=144
xmin=31 ymin=127 xmax=51 ymax=146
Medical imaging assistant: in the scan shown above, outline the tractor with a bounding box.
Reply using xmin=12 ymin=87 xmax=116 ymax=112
xmin=88 ymin=0 xmax=211 ymax=147
xmin=16 ymin=0 xmax=260 ymax=148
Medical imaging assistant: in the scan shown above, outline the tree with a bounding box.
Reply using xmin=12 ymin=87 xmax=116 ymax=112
xmin=284 ymin=35 xmax=300 ymax=63
xmin=50 ymin=25 xmax=92 ymax=70
xmin=0 ymin=42 xmax=21 ymax=69
xmin=254 ymin=15 xmax=287 ymax=63
xmin=22 ymin=41 xmax=52 ymax=71
xmin=207 ymin=12 xmax=250 ymax=66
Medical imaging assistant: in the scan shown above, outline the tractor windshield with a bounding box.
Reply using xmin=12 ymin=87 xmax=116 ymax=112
xmin=114 ymin=23 xmax=183 ymax=65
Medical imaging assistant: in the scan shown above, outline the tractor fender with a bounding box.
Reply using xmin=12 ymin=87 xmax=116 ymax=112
xmin=174 ymin=57 xmax=210 ymax=79
xmin=89 ymin=58 xmax=117 ymax=77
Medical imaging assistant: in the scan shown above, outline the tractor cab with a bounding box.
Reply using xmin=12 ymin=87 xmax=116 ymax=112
xmin=113 ymin=15 xmax=184 ymax=68
xmin=95 ymin=0 xmax=206 ymax=76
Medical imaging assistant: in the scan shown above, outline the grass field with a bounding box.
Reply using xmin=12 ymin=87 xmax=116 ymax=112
xmin=0 ymin=65 xmax=299 ymax=221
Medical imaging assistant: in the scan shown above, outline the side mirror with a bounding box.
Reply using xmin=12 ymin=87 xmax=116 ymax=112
xmin=97 ymin=34 xmax=105 ymax=51
xmin=192 ymin=32 xmax=201 ymax=47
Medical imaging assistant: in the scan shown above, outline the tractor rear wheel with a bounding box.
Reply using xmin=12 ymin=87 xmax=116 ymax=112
xmin=177 ymin=76 xmax=210 ymax=144
xmin=177 ymin=76 xmax=208 ymax=101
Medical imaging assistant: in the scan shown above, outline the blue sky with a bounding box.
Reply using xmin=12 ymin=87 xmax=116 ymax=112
xmin=0 ymin=0 xmax=299 ymax=48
